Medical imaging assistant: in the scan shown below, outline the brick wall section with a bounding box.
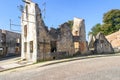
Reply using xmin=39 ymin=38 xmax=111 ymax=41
xmin=106 ymin=31 xmax=120 ymax=48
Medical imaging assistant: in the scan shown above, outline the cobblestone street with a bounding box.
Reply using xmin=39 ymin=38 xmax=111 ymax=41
xmin=0 ymin=55 xmax=120 ymax=80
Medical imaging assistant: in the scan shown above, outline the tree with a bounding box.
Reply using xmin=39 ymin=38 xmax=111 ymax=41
xmin=89 ymin=9 xmax=120 ymax=36
xmin=103 ymin=9 xmax=120 ymax=33
xmin=101 ymin=23 xmax=112 ymax=35
xmin=89 ymin=23 xmax=101 ymax=36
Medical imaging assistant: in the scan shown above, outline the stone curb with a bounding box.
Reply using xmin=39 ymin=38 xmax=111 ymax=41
xmin=39 ymin=53 xmax=120 ymax=67
xmin=0 ymin=63 xmax=33 ymax=72
xmin=0 ymin=53 xmax=120 ymax=73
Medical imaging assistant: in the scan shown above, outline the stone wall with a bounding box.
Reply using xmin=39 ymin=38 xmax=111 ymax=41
xmin=57 ymin=23 xmax=75 ymax=56
xmin=36 ymin=4 xmax=51 ymax=61
xmin=72 ymin=17 xmax=88 ymax=54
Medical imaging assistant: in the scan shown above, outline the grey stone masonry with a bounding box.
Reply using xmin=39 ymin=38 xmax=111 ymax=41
xmin=94 ymin=32 xmax=114 ymax=54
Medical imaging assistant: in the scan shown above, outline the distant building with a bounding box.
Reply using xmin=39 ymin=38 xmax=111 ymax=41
xmin=0 ymin=29 xmax=21 ymax=57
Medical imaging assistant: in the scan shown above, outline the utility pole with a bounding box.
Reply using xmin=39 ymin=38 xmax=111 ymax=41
xmin=9 ymin=19 xmax=21 ymax=32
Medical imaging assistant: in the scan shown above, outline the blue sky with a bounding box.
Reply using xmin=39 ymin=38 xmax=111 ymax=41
xmin=0 ymin=0 xmax=120 ymax=39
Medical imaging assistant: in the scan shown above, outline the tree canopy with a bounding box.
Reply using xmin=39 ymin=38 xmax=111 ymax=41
xmin=89 ymin=9 xmax=120 ymax=36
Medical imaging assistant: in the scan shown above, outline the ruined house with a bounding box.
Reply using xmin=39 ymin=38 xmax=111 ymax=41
xmin=94 ymin=32 xmax=114 ymax=54
xmin=0 ymin=29 xmax=21 ymax=57
xmin=21 ymin=0 xmax=88 ymax=62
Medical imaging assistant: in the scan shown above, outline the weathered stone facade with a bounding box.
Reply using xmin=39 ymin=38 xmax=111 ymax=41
xmin=57 ymin=23 xmax=75 ymax=56
xmin=21 ymin=0 xmax=52 ymax=62
xmin=72 ymin=18 xmax=88 ymax=54
xmin=94 ymin=32 xmax=114 ymax=54
xmin=36 ymin=8 xmax=51 ymax=61
xmin=88 ymin=33 xmax=114 ymax=54
xmin=0 ymin=29 xmax=21 ymax=57
xmin=21 ymin=0 xmax=88 ymax=62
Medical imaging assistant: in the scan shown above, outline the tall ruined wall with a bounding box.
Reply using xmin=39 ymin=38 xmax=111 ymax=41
xmin=72 ymin=17 xmax=88 ymax=54
xmin=57 ymin=23 xmax=75 ymax=56
xmin=35 ymin=4 xmax=51 ymax=61
xmin=21 ymin=1 xmax=38 ymax=62
xmin=21 ymin=1 xmax=51 ymax=62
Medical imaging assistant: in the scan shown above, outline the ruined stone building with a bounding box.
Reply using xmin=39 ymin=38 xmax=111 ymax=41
xmin=94 ymin=32 xmax=114 ymax=54
xmin=49 ymin=23 xmax=75 ymax=58
xmin=0 ymin=29 xmax=21 ymax=57
xmin=21 ymin=0 xmax=88 ymax=62
xmin=88 ymin=32 xmax=114 ymax=54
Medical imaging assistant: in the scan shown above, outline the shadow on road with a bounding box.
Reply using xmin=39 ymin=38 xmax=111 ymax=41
xmin=0 ymin=54 xmax=20 ymax=61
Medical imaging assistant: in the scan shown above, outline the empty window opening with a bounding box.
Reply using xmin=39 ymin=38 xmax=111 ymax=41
xmin=30 ymin=41 xmax=33 ymax=53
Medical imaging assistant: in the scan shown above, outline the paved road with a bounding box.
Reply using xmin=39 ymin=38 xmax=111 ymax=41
xmin=0 ymin=56 xmax=120 ymax=80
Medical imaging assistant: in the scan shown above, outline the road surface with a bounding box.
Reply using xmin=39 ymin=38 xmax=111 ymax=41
xmin=0 ymin=56 xmax=120 ymax=80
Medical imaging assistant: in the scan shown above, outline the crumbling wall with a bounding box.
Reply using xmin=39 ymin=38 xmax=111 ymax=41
xmin=35 ymin=4 xmax=51 ymax=61
xmin=72 ymin=17 xmax=88 ymax=54
xmin=57 ymin=23 xmax=75 ymax=56
xmin=94 ymin=32 xmax=114 ymax=54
